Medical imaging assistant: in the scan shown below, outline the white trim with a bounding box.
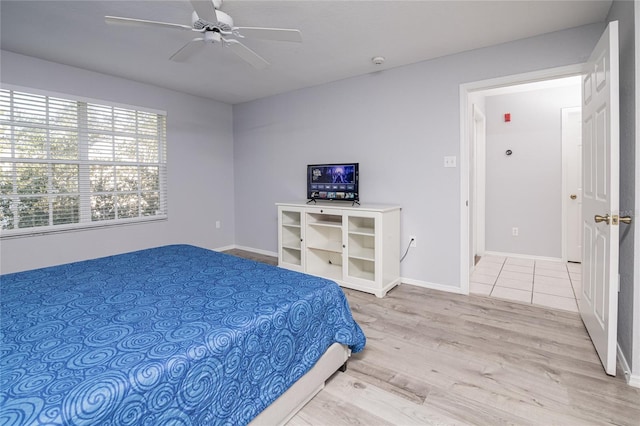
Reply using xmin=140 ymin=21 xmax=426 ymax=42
xmin=483 ymin=250 xmax=564 ymax=263
xmin=628 ymin=372 xmax=640 ymax=388
xmin=561 ymin=106 xmax=582 ymax=263
xmin=1 ymin=83 xmax=167 ymax=116
xmin=214 ymin=244 xmax=237 ymax=252
xmin=459 ymin=64 xmax=585 ymax=94
xmin=215 ymin=244 xmax=278 ymax=259
xmin=224 ymin=246 xmax=467 ymax=295
xmin=459 ymin=86 xmax=471 ymax=295
xmin=401 ymin=277 xmax=466 ymax=295
xmin=618 ymin=342 xmax=640 ymax=388
xmin=0 ymin=216 xmax=167 ymax=239
xmin=473 ymin=105 xmax=487 ymax=258
xmin=235 ymin=245 xmax=278 ymax=258
xmin=617 ymin=341 xmax=631 ymax=378
xmin=459 ymin=64 xmax=585 ymax=301
xmin=632 ymin=0 xmax=640 ymax=386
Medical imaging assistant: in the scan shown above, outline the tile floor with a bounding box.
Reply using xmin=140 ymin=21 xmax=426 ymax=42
xmin=470 ymin=255 xmax=582 ymax=312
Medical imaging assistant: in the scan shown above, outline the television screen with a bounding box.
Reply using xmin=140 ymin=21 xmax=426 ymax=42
xmin=307 ymin=163 xmax=359 ymax=202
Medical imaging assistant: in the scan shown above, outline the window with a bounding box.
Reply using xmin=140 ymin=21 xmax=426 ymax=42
xmin=0 ymin=87 xmax=167 ymax=236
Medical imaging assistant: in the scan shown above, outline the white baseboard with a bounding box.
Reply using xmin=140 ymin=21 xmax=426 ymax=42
xmin=401 ymin=277 xmax=466 ymax=295
xmin=617 ymin=343 xmax=640 ymax=388
xmin=214 ymin=244 xmax=236 ymax=252
xmin=221 ymin=246 xmax=466 ymax=295
xmin=235 ymin=245 xmax=278 ymax=258
xmin=221 ymin=245 xmax=640 ymax=389
xmin=483 ymin=250 xmax=563 ymax=263
xmin=215 ymin=244 xmax=278 ymax=258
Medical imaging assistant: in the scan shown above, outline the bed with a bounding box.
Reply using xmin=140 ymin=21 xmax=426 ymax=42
xmin=0 ymin=244 xmax=366 ymax=425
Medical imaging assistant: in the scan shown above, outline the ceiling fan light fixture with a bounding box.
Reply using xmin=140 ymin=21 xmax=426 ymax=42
xmin=372 ymin=56 xmax=385 ymax=65
xmin=204 ymin=31 xmax=221 ymax=43
xmin=105 ymin=0 xmax=301 ymax=69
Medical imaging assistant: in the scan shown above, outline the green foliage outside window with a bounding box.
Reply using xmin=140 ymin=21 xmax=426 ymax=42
xmin=0 ymin=89 xmax=166 ymax=234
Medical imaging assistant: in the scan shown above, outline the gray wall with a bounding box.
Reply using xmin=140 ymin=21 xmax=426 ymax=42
xmin=0 ymin=51 xmax=236 ymax=274
xmin=233 ymin=23 xmax=605 ymax=289
xmin=484 ymin=86 xmax=581 ymax=258
xmin=608 ymin=1 xmax=636 ymax=372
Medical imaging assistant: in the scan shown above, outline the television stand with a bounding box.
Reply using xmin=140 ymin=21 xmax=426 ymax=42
xmin=276 ymin=201 xmax=401 ymax=298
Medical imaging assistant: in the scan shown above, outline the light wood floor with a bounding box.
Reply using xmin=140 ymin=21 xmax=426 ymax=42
xmin=225 ymin=250 xmax=640 ymax=425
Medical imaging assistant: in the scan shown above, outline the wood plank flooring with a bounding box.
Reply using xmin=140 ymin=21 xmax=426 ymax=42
xmin=224 ymin=249 xmax=640 ymax=425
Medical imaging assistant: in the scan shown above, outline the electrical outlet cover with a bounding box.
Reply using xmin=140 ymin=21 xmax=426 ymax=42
xmin=444 ymin=156 xmax=457 ymax=168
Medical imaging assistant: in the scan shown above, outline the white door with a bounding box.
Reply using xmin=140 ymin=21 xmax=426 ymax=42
xmin=563 ymin=107 xmax=582 ymax=262
xmin=580 ymin=21 xmax=619 ymax=376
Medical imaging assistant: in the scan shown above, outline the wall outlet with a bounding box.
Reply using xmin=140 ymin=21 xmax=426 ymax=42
xmin=409 ymin=235 xmax=417 ymax=247
xmin=444 ymin=156 xmax=457 ymax=168
xmin=216 ymin=221 xmax=221 ymax=229
xmin=512 ymin=227 xmax=518 ymax=236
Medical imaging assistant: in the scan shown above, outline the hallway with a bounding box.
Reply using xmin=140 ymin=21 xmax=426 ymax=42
xmin=470 ymin=255 xmax=581 ymax=312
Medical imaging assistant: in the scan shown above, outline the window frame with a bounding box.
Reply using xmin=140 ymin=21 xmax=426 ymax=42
xmin=0 ymin=84 xmax=168 ymax=239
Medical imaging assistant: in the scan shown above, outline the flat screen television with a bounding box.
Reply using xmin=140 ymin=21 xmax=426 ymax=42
xmin=307 ymin=163 xmax=359 ymax=203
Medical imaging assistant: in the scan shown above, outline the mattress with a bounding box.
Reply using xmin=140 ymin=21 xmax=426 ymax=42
xmin=0 ymin=244 xmax=366 ymax=425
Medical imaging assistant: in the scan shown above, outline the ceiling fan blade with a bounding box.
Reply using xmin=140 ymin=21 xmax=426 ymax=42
xmin=105 ymin=16 xmax=193 ymax=31
xmin=189 ymin=0 xmax=218 ymax=24
xmin=223 ymin=39 xmax=269 ymax=69
xmin=234 ymin=27 xmax=302 ymax=43
xmin=169 ymin=38 xmax=204 ymax=62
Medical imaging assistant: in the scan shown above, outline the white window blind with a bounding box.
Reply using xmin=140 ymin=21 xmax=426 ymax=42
xmin=0 ymin=88 xmax=167 ymax=237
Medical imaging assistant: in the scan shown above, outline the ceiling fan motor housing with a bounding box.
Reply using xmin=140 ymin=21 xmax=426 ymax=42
xmin=192 ymin=10 xmax=233 ymax=32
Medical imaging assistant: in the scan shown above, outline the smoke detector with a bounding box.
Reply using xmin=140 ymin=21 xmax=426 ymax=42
xmin=372 ymin=56 xmax=385 ymax=65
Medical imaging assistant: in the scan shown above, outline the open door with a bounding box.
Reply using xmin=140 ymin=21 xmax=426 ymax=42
xmin=580 ymin=21 xmax=619 ymax=376
xmin=563 ymin=106 xmax=582 ymax=263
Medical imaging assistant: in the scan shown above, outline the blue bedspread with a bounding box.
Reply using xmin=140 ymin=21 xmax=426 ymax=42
xmin=0 ymin=245 xmax=365 ymax=425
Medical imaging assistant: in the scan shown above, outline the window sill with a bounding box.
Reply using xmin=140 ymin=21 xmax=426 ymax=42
xmin=0 ymin=216 xmax=168 ymax=240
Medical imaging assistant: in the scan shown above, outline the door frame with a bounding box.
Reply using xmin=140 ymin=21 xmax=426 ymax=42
xmin=459 ymin=64 xmax=584 ymax=294
xmin=561 ymin=106 xmax=583 ymax=263
xmin=632 ymin=1 xmax=640 ymax=387
xmin=472 ymin=105 xmax=486 ymax=265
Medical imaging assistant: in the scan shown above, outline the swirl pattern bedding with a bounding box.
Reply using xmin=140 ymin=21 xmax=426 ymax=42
xmin=0 ymin=245 xmax=366 ymax=425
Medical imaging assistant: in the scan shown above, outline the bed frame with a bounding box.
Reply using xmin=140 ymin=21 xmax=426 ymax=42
xmin=250 ymin=343 xmax=350 ymax=425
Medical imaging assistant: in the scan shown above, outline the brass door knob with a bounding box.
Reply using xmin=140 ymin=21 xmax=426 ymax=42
xmin=570 ymin=194 xmax=577 ymax=200
xmin=620 ymin=216 xmax=632 ymax=224
xmin=594 ymin=214 xmax=610 ymax=224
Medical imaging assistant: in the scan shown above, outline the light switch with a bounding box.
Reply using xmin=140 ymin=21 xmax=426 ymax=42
xmin=444 ymin=156 xmax=457 ymax=168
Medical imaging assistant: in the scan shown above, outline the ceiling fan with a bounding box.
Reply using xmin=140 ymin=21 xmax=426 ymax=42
xmin=105 ymin=0 xmax=302 ymax=69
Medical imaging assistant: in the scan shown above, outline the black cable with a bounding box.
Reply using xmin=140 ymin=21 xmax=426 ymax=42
xmin=400 ymin=238 xmax=414 ymax=262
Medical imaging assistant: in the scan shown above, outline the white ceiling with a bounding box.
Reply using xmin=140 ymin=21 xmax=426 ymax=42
xmin=0 ymin=0 xmax=612 ymax=105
